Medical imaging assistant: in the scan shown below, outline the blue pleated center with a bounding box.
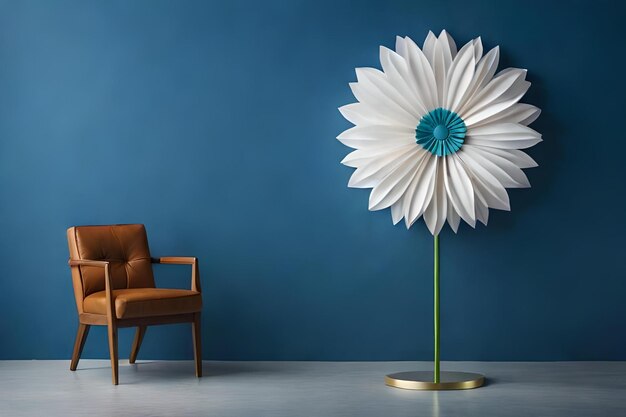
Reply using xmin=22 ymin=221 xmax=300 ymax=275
xmin=415 ymin=108 xmax=466 ymax=156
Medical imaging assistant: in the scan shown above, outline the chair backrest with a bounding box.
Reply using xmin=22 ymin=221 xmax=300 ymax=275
xmin=67 ymin=224 xmax=155 ymax=304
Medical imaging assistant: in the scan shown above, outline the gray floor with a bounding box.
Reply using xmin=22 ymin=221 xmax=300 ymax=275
xmin=1 ymin=360 xmax=625 ymax=417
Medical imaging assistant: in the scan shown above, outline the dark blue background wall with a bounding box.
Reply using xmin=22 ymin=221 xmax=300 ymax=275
xmin=1 ymin=0 xmax=624 ymax=361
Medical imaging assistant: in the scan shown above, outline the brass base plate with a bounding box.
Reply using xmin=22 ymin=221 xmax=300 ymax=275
xmin=385 ymin=371 xmax=485 ymax=390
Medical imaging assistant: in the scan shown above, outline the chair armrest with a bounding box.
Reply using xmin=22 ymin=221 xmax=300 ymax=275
xmin=68 ymin=259 xmax=116 ymax=322
xmin=69 ymin=259 xmax=109 ymax=267
xmin=151 ymin=257 xmax=196 ymax=265
xmin=151 ymin=257 xmax=201 ymax=293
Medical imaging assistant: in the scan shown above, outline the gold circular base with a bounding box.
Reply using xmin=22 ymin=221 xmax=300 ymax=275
xmin=385 ymin=371 xmax=485 ymax=390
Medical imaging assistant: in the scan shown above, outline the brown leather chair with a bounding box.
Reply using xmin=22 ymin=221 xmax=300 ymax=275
xmin=67 ymin=224 xmax=202 ymax=385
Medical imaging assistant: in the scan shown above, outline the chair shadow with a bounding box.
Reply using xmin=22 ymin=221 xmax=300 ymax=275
xmin=73 ymin=360 xmax=265 ymax=379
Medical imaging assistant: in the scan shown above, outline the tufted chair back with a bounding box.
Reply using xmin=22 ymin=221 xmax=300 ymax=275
xmin=67 ymin=224 xmax=155 ymax=309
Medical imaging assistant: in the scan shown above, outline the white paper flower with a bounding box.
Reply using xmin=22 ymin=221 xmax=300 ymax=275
xmin=337 ymin=31 xmax=542 ymax=235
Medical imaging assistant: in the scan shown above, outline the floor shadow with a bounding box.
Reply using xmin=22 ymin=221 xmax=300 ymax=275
xmin=481 ymin=377 xmax=495 ymax=387
xmin=75 ymin=360 xmax=270 ymax=378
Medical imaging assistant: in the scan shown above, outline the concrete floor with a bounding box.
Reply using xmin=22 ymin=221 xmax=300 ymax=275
xmin=1 ymin=361 xmax=625 ymax=417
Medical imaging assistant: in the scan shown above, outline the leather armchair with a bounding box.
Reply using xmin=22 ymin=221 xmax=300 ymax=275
xmin=67 ymin=224 xmax=202 ymax=385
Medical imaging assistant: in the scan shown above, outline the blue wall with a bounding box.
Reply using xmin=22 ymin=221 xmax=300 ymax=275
xmin=1 ymin=0 xmax=625 ymax=361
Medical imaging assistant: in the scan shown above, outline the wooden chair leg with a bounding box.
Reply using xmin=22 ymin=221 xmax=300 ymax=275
xmin=192 ymin=312 xmax=202 ymax=377
xmin=129 ymin=326 xmax=147 ymax=364
xmin=70 ymin=323 xmax=90 ymax=371
xmin=107 ymin=323 xmax=119 ymax=385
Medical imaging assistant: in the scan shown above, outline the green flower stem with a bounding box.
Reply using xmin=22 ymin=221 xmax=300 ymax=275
xmin=434 ymin=233 xmax=440 ymax=383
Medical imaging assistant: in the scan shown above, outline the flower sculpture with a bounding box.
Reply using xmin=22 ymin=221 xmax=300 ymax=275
xmin=337 ymin=31 xmax=543 ymax=390
xmin=338 ymin=30 xmax=542 ymax=235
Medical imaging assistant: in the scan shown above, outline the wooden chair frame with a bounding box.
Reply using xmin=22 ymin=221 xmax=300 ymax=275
xmin=68 ymin=257 xmax=202 ymax=385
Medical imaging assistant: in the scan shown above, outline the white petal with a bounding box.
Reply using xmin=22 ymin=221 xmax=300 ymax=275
xmin=391 ymin=200 xmax=404 ymax=225
xmin=339 ymin=102 xmax=393 ymax=127
xmin=349 ymin=81 xmax=416 ymax=127
xmin=379 ymin=46 xmax=428 ymax=116
xmin=444 ymin=155 xmax=476 ymax=226
xmin=338 ymin=103 xmax=375 ymax=126
xmin=347 ymin=146 xmax=418 ymax=188
xmin=474 ymin=196 xmax=490 ymax=225
xmin=456 ymin=46 xmax=500 ymax=114
xmin=355 ymin=67 xmax=420 ymax=120
xmin=422 ymin=31 xmax=456 ymax=105
xmin=337 ymin=125 xmax=415 ymax=149
xmin=447 ymin=197 xmax=461 ymax=232
xmin=462 ymin=145 xmax=530 ymax=188
xmin=422 ymin=31 xmax=437 ymax=62
xmin=395 ymin=36 xmax=408 ymax=59
xmin=466 ymin=123 xmax=542 ymax=149
xmin=519 ymin=106 xmax=541 ymax=126
xmin=471 ymin=146 xmax=538 ymax=169
xmin=341 ymin=143 xmax=416 ymax=168
xmin=457 ymin=148 xmax=511 ymax=210
xmin=430 ymin=32 xmax=456 ymax=105
xmin=403 ymin=37 xmax=439 ymax=111
xmin=475 ymin=46 xmax=500 ymax=90
xmin=463 ymin=81 xmax=531 ymax=127
xmin=474 ymin=177 xmax=510 ymax=211
xmin=465 ymin=168 xmax=491 ymax=224
xmin=461 ymin=68 xmax=528 ymax=124
xmin=438 ymin=30 xmax=458 ymax=58
xmin=369 ymin=150 xmax=428 ymax=211
xmin=350 ymin=77 xmax=418 ymax=128
xmin=470 ymin=103 xmax=541 ymax=128
xmin=444 ymin=41 xmax=475 ymax=112
xmin=423 ymin=160 xmax=447 ymax=235
xmin=473 ymin=37 xmax=483 ymax=63
xmin=403 ymin=154 xmax=438 ymax=227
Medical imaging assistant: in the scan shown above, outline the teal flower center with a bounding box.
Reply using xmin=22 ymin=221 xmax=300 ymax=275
xmin=415 ymin=108 xmax=466 ymax=156
xmin=433 ymin=125 xmax=449 ymax=140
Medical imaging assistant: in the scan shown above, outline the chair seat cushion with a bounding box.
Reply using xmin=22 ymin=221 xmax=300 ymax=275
xmin=83 ymin=288 xmax=202 ymax=319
